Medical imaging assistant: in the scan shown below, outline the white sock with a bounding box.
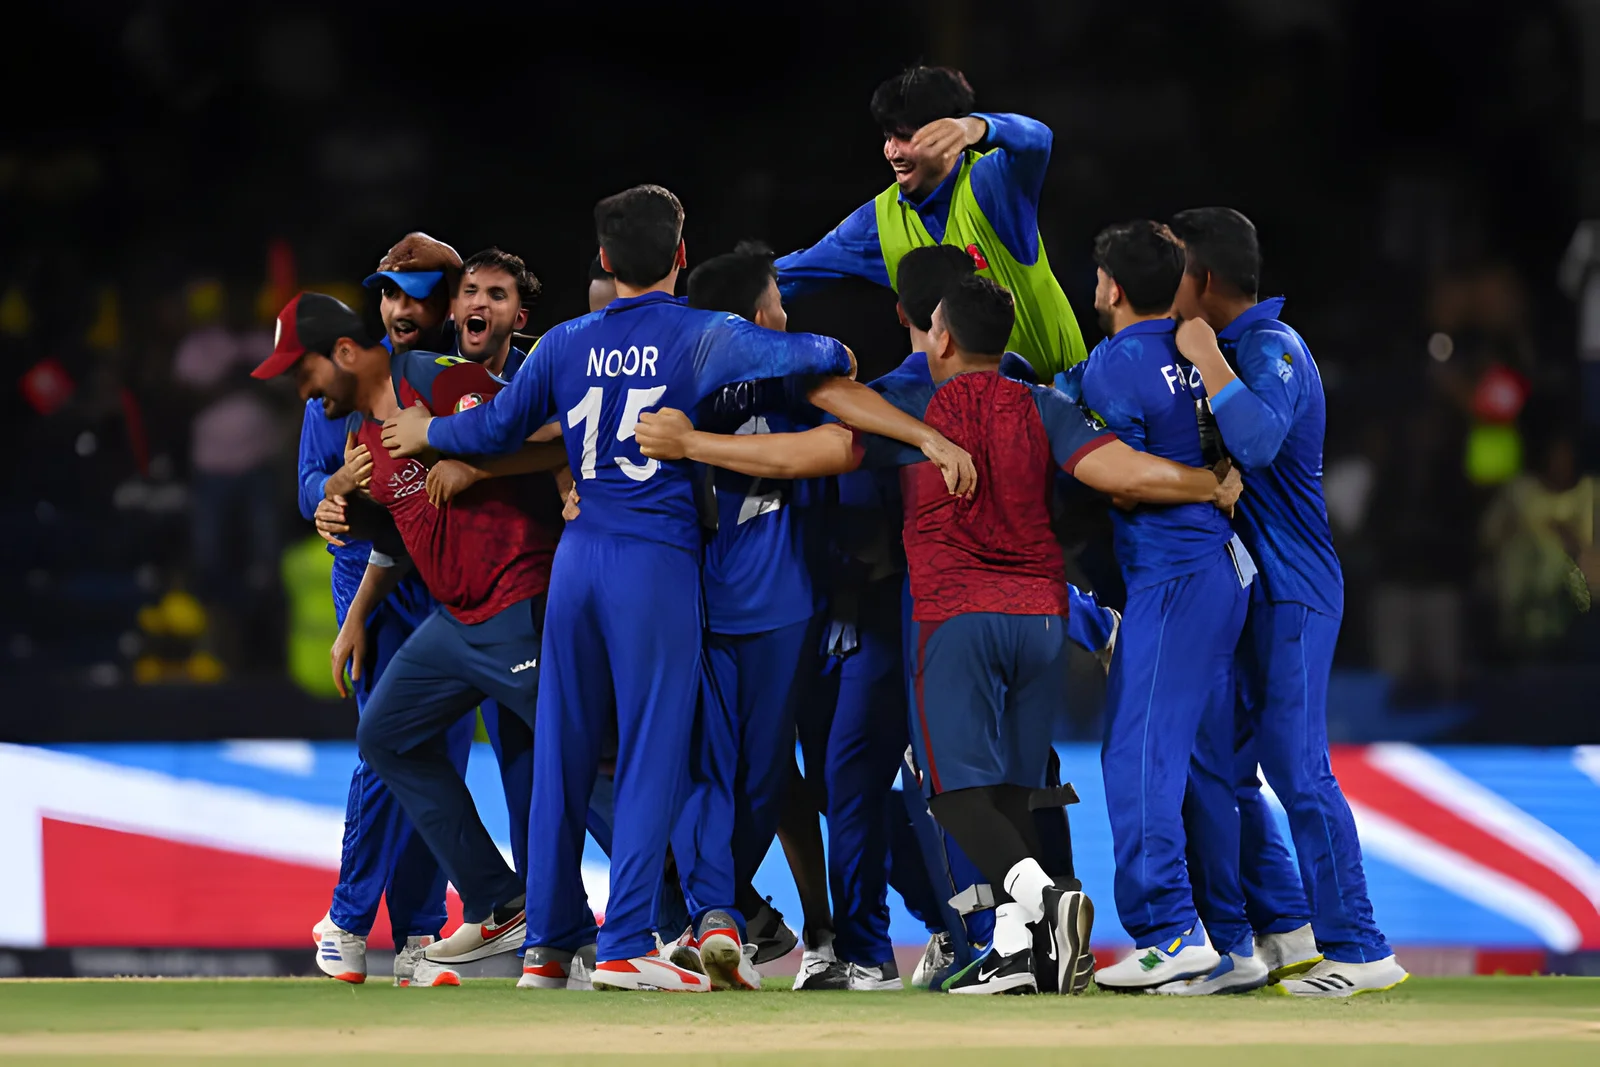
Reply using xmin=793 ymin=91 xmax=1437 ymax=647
xmin=1003 ymin=858 xmax=1052 ymax=924
xmin=992 ymin=903 xmax=1032 ymax=956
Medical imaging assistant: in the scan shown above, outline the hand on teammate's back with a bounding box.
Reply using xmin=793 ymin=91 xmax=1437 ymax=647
xmin=562 ymin=487 xmax=581 ymax=522
xmin=314 ymin=496 xmax=350 ymax=546
xmin=919 ymin=433 xmax=978 ymax=498
xmin=425 ymin=459 xmax=483 ymax=508
xmin=382 ymin=401 xmax=433 ymax=458
xmin=634 ymin=408 xmax=697 ymax=461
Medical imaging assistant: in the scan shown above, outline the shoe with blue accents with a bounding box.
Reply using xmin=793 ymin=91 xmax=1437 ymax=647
xmin=311 ymin=912 xmax=365 ymax=984
xmin=1154 ymin=949 xmax=1269 ymax=995
xmin=1094 ymin=924 xmax=1220 ymax=991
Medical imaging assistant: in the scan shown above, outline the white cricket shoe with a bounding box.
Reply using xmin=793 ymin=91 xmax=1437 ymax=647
xmin=910 ymin=932 xmax=955 ymax=987
xmin=426 ymin=899 xmax=526 ymax=965
xmin=1094 ymin=925 xmax=1220 ymax=991
xmin=1254 ymin=923 xmax=1323 ymax=981
xmin=518 ymin=943 xmax=597 ymax=990
xmin=406 ymin=955 xmax=461 ymax=987
xmin=592 ymin=954 xmax=712 ymax=992
xmin=694 ymin=910 xmax=761 ymax=990
xmin=1155 ymin=950 xmax=1269 ymax=995
xmin=312 ymin=913 xmax=366 ymax=984
xmin=656 ymin=928 xmax=705 ymax=977
xmin=793 ymin=941 xmax=847 ymax=990
xmin=1277 ymin=955 xmax=1410 ymax=998
xmin=393 ymin=935 xmax=434 ymax=986
xmin=847 ymin=960 xmax=904 ymax=991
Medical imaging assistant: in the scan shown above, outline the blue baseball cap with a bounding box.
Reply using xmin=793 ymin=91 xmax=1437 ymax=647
xmin=363 ymin=269 xmax=445 ymax=298
xmin=361 ymin=232 xmax=462 ymax=301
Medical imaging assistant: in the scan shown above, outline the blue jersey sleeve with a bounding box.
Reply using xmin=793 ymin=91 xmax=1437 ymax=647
xmin=695 ymin=375 xmax=820 ymax=433
xmin=296 ymin=400 xmax=347 ymax=520
xmin=427 ymin=334 xmax=558 ymax=456
xmin=775 ymin=201 xmax=890 ymax=302
xmin=967 ymin=112 xmax=1052 ymax=266
xmin=692 ymin=317 xmax=852 ymax=402
xmin=1210 ymin=331 xmax=1299 ymax=469
xmin=1078 ymin=356 xmax=1146 ymax=452
xmin=1032 ymin=384 xmax=1115 ymax=474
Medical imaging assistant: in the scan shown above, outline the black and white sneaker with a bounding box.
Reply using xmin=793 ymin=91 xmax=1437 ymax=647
xmin=1041 ymin=886 xmax=1094 ymax=995
xmin=942 ymin=947 xmax=1038 ymax=995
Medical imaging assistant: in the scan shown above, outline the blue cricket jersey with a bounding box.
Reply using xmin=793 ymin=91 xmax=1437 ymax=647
xmin=1207 ymin=298 xmax=1342 ymax=617
xmin=426 ymin=291 xmax=852 ymax=553
xmin=776 ymin=113 xmax=1053 ymax=300
xmin=296 ymin=399 xmax=373 ymax=618
xmin=697 ymin=377 xmax=827 ymax=635
xmin=1076 ymin=319 xmax=1235 ymax=592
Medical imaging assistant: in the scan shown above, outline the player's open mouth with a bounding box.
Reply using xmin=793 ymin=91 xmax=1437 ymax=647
xmin=465 ymin=315 xmax=488 ymax=341
xmin=391 ymin=319 xmax=418 ymax=341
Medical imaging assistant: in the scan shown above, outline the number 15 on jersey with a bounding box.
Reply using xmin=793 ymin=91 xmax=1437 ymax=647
xmin=567 ymin=385 xmax=668 ymax=483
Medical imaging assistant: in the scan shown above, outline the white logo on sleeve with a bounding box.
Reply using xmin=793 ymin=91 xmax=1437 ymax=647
xmin=510 ymin=659 xmax=537 ymax=674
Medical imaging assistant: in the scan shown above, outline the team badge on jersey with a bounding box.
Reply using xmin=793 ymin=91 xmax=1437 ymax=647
xmin=965 ymin=243 xmax=990 ymax=270
xmin=455 ymin=393 xmax=484 ymax=412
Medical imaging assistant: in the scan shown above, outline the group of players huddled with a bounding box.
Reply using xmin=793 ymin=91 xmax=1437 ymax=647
xmin=267 ymin=65 xmax=1408 ymax=998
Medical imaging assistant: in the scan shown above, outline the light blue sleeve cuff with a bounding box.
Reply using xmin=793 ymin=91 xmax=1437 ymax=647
xmin=1210 ymin=378 xmax=1245 ymax=411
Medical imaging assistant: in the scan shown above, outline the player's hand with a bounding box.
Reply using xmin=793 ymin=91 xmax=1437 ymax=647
xmin=382 ymin=401 xmax=433 ymax=458
xmin=426 ymin=458 xmax=482 ymax=508
xmin=1212 ymin=459 xmax=1243 ymax=515
xmin=562 ymin=486 xmax=581 ymax=522
xmin=314 ymin=495 xmax=350 ymax=547
xmin=326 ymin=439 xmax=372 ymax=499
xmin=910 ymin=116 xmax=987 ymax=179
xmin=331 ymin=618 xmax=367 ymax=699
xmin=920 ymin=432 xmax=977 ymax=498
xmin=635 ymin=408 xmax=697 ymax=461
xmin=1176 ymin=317 xmax=1223 ymax=366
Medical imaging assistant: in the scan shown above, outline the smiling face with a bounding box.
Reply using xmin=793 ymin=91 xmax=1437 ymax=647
xmin=379 ymin=281 xmax=449 ymax=353
xmin=292 ymin=348 xmax=361 ymax=419
xmin=883 ymin=130 xmax=943 ymax=201
xmin=452 ymin=264 xmax=527 ymax=361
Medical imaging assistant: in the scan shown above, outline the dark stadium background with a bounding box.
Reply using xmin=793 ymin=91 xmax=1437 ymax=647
xmin=1 ymin=0 xmax=1595 ymax=745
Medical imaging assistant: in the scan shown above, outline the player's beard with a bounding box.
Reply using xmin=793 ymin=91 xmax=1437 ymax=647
xmin=1094 ymin=303 xmax=1115 ymax=337
xmin=320 ymin=367 xmax=361 ymax=419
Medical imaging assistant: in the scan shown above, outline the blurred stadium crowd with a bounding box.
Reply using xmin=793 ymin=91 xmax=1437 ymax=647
xmin=1 ymin=0 xmax=1594 ymax=742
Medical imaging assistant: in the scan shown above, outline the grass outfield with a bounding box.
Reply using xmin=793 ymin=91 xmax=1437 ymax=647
xmin=0 ymin=976 xmax=1595 ymax=1065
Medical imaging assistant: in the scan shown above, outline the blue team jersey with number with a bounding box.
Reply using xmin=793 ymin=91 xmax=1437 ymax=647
xmin=1077 ymin=318 xmax=1235 ymax=592
xmin=426 ymin=291 xmax=853 ymax=553
xmin=1208 ymin=298 xmax=1342 ymax=616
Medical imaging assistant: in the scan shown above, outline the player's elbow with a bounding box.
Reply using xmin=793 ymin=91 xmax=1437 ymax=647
xmin=1229 ymin=431 xmax=1286 ymax=470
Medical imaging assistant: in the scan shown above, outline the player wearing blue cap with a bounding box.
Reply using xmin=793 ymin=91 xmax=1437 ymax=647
xmin=1170 ymin=207 xmax=1407 ymax=998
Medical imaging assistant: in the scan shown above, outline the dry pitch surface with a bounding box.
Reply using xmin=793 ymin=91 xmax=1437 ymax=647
xmin=0 ymin=975 xmax=1595 ymax=1066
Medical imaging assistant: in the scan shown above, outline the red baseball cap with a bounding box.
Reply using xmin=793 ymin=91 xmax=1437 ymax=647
xmin=252 ymin=293 xmax=373 ymax=379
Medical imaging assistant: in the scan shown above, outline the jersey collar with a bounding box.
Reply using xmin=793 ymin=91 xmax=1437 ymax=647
xmin=603 ymin=290 xmax=685 ymax=314
xmin=1217 ymin=296 xmax=1286 ymax=343
xmin=1111 ymin=317 xmax=1177 ymax=339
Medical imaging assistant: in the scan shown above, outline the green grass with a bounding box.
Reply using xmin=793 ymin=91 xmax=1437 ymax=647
xmin=0 ymin=976 xmax=1594 ymax=1065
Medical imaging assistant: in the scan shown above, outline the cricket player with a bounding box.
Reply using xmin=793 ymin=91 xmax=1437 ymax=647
xmin=300 ymin=232 xmax=472 ymax=986
xmin=381 ymin=185 xmax=877 ymax=992
xmin=776 ymin=65 xmax=1087 ymax=380
xmin=1067 ymin=221 xmax=1258 ymax=993
xmin=635 ymin=276 xmax=1242 ymax=994
xmin=1170 ymin=207 xmax=1407 ymax=997
xmin=255 ymin=292 xmax=568 ymax=988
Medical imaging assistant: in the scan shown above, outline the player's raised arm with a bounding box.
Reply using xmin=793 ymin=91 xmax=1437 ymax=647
xmin=694 ymin=313 xmax=853 ymax=396
xmin=383 ymin=337 xmax=558 ymax=459
xmin=1176 ymin=316 xmax=1294 ymax=469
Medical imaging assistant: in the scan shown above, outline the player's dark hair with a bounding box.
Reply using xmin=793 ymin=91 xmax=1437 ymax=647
xmin=897 ymin=245 xmax=977 ymax=331
xmin=687 ymin=241 xmax=778 ymax=321
xmin=938 ymin=275 xmax=1013 ymax=358
xmin=462 ymin=247 xmax=542 ymax=307
xmin=1092 ymin=221 xmax=1185 ymax=315
xmin=588 ymin=255 xmax=612 ymax=282
xmin=593 ymin=184 xmax=685 ymax=287
xmin=870 ymin=65 xmax=975 ymax=139
xmin=1168 ymin=207 xmax=1260 ymax=299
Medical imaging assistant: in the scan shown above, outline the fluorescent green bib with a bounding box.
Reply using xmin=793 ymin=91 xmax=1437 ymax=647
xmin=875 ymin=151 xmax=1087 ymax=379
